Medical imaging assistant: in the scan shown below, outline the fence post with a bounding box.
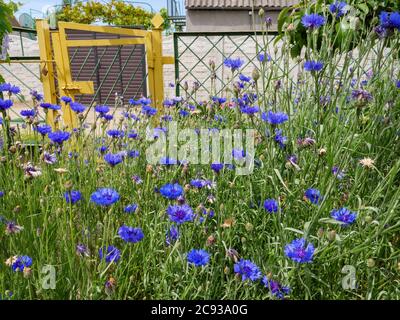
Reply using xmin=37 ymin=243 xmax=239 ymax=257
xmin=150 ymin=14 xmax=165 ymax=112
xmin=36 ymin=19 xmax=58 ymax=128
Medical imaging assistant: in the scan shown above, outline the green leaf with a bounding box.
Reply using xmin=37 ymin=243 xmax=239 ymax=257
xmin=357 ymin=3 xmax=369 ymax=14
xmin=277 ymin=7 xmax=290 ymax=34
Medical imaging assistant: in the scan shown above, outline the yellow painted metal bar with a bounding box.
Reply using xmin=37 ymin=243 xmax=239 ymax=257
xmin=63 ymin=81 xmax=94 ymax=94
xmin=66 ymin=38 xmax=145 ymax=47
xmin=51 ymin=32 xmax=78 ymax=130
xmin=162 ymin=56 xmax=175 ymax=65
xmin=150 ymin=14 xmax=165 ymax=112
xmin=145 ymin=32 xmax=155 ymax=102
xmin=36 ymin=19 xmax=58 ymax=129
xmin=58 ymin=21 xmax=148 ymax=38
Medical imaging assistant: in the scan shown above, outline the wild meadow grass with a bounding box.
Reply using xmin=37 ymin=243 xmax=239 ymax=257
xmin=0 ymin=5 xmax=399 ymax=300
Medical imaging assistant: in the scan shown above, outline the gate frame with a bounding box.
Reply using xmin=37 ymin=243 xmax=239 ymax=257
xmin=36 ymin=14 xmax=173 ymax=130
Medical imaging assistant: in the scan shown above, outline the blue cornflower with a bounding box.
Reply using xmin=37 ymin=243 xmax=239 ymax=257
xmin=224 ymin=57 xmax=244 ymax=71
xmin=167 ymin=204 xmax=194 ymax=224
xmin=284 ymin=238 xmax=315 ymax=263
xmin=95 ymin=105 xmax=110 ymax=114
xmin=20 ymin=109 xmax=35 ymax=118
xmin=187 ymin=249 xmax=210 ymax=267
xmin=262 ymin=110 xmax=289 ymax=125
xmin=159 ymin=157 xmax=178 ymax=165
xmin=352 ymin=89 xmax=373 ymax=103
xmin=234 ymin=259 xmax=262 ymax=282
xmin=139 ymin=97 xmax=151 ymax=105
xmin=162 ymin=115 xmax=173 ymax=122
xmin=179 ymin=109 xmax=189 ymax=117
xmin=102 ymin=114 xmax=113 ymax=121
xmin=127 ymin=150 xmax=140 ymax=158
xmin=396 ymin=80 xmax=400 ymax=88
xmin=107 ymin=129 xmax=124 ymax=138
xmin=329 ymin=2 xmax=348 ymax=18
xmin=379 ymin=11 xmax=400 ymax=31
xmin=332 ymin=166 xmax=345 ymax=179
xmin=40 ymin=103 xmax=61 ymax=111
xmin=240 ymin=105 xmax=259 ymax=115
xmin=331 ymin=207 xmax=357 ymax=226
xmin=232 ymin=149 xmax=246 ymax=160
xmin=61 ymin=96 xmax=72 ymax=104
xmin=258 ymin=53 xmax=271 ymax=62
xmin=118 ymin=225 xmax=144 ymax=243
xmin=274 ymin=128 xmax=287 ymax=149
xmin=304 ymin=60 xmax=324 ymax=72
xmin=190 ymin=179 xmax=212 ymax=189
xmin=160 ymin=183 xmax=183 ymax=200
xmin=124 ymin=204 xmax=138 ymax=214
xmin=104 ymin=153 xmax=124 ymax=167
xmin=262 ymin=276 xmax=290 ymax=299
xmin=211 ymin=163 xmax=224 ymax=173
xmin=90 ymin=188 xmax=120 ymax=206
xmin=11 ymin=255 xmax=32 ymax=272
xmin=99 ymin=245 xmax=121 ymax=263
xmin=64 ymin=190 xmax=82 ymax=204
xmin=0 ymin=83 xmax=20 ymax=95
xmin=48 ymin=131 xmax=71 ymax=144
xmin=166 ymin=225 xmax=179 ymax=246
xmin=0 ymin=191 xmax=4 ymax=197
xmin=70 ymin=102 xmax=86 ymax=113
xmin=141 ymin=105 xmax=157 ymax=116
xmin=212 ymin=97 xmax=227 ymax=105
xmin=304 ymin=188 xmax=322 ymax=204
xmin=239 ymin=74 xmax=251 ymax=82
xmin=34 ymin=124 xmax=52 ymax=136
xmin=30 ymin=90 xmax=43 ymax=101
xmin=301 ymin=13 xmax=326 ymax=29
xmin=264 ymin=199 xmax=279 ymax=213
xmin=0 ymin=98 xmax=13 ymax=110
xmin=128 ymin=130 xmax=138 ymax=139
xmin=0 ymin=117 xmax=2 ymax=125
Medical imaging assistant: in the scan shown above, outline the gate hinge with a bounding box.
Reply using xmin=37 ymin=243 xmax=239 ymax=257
xmin=62 ymin=81 xmax=94 ymax=94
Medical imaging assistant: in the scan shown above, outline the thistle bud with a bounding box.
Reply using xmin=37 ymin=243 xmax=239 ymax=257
xmin=252 ymin=68 xmax=260 ymax=81
xmin=23 ymin=267 xmax=32 ymax=278
xmin=367 ymin=258 xmax=375 ymax=268
xmin=245 ymin=222 xmax=254 ymax=232
xmin=328 ymin=230 xmax=336 ymax=241
xmin=258 ymin=8 xmax=265 ymax=17
xmin=318 ymin=148 xmax=327 ymax=157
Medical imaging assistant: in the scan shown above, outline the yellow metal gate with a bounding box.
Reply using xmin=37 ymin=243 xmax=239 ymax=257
xmin=36 ymin=14 xmax=173 ymax=130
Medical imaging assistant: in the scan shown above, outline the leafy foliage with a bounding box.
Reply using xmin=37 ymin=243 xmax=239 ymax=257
xmin=56 ymin=0 xmax=170 ymax=30
xmin=277 ymin=0 xmax=400 ymax=58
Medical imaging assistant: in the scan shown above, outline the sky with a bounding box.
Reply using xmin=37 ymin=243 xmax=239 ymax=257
xmin=10 ymin=0 xmax=167 ymax=19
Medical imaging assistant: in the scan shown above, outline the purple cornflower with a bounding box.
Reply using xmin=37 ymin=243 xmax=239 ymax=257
xmin=42 ymin=151 xmax=57 ymax=164
xmin=332 ymin=166 xmax=345 ymax=179
xmin=187 ymin=249 xmax=210 ymax=267
xmin=301 ymin=13 xmax=326 ymax=29
xmin=352 ymin=89 xmax=373 ymax=103
xmin=284 ymin=238 xmax=315 ymax=263
xmin=76 ymin=243 xmax=89 ymax=256
xmin=118 ymin=225 xmax=144 ymax=243
xmin=30 ymin=90 xmax=43 ymax=102
xmin=190 ymin=179 xmax=212 ymax=189
xmin=167 ymin=204 xmax=194 ymax=224
xmin=331 ymin=207 xmax=357 ymax=226
xmin=329 ymin=2 xmax=348 ymax=18
xmin=166 ymin=225 xmax=179 ymax=246
xmin=262 ymin=276 xmax=290 ymax=299
xmin=234 ymin=259 xmax=262 ymax=282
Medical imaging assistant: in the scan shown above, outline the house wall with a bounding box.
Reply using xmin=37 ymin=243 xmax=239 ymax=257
xmin=186 ymin=9 xmax=281 ymax=32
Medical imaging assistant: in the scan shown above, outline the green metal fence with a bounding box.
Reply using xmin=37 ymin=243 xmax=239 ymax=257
xmin=173 ymin=31 xmax=279 ymax=99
